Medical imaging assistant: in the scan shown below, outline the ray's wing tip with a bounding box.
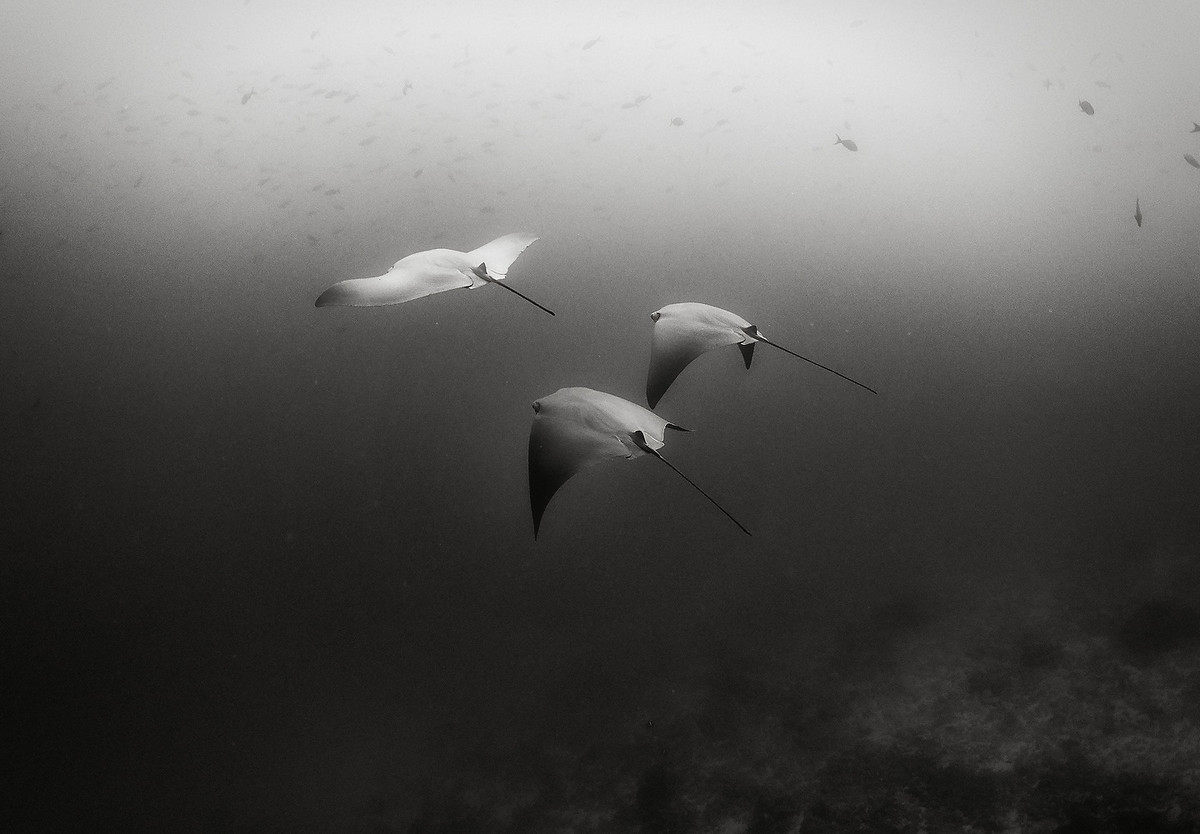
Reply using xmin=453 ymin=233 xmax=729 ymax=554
xmin=315 ymin=281 xmax=352 ymax=306
xmin=645 ymin=365 xmax=680 ymax=410
xmin=513 ymin=233 xmax=539 ymax=253
xmin=530 ymin=493 xmax=552 ymax=539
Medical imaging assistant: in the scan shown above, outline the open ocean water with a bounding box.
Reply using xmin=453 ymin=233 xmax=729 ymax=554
xmin=2 ymin=1 xmax=1199 ymax=831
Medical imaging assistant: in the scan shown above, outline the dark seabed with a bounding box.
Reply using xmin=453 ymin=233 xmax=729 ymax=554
xmin=2 ymin=0 xmax=1200 ymax=831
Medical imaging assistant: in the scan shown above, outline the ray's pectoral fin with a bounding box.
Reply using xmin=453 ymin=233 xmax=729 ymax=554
xmin=475 ymin=262 xmax=556 ymax=316
xmin=528 ymin=417 xmax=589 ymax=538
xmin=631 ymin=431 xmax=751 ymax=536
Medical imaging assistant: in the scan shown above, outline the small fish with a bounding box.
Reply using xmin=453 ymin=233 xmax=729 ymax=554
xmin=1134 ymin=197 xmax=1142 ymax=227
xmin=403 ymin=80 xmax=413 ymax=95
xmin=834 ymin=134 xmax=857 ymax=151
xmin=1095 ymin=80 xmax=1111 ymax=88
xmin=1191 ymin=122 xmax=1200 ymax=133
xmin=413 ymin=168 xmax=423 ymax=178
xmin=359 ymin=136 xmax=377 ymax=146
xmin=241 ymin=88 xmax=255 ymax=105
xmin=1186 ymin=153 xmax=1200 ymax=169
xmin=582 ymin=36 xmax=601 ymax=50
xmin=1079 ymin=99 xmax=1094 ymax=115
xmin=670 ymin=117 xmax=684 ymax=126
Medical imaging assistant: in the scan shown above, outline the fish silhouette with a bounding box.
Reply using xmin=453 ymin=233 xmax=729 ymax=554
xmin=1186 ymin=153 xmax=1200 ymax=170
xmin=645 ymin=302 xmax=876 ymax=408
xmin=835 ymin=134 xmax=858 ymax=151
xmin=1134 ymin=197 xmax=1142 ymax=228
xmin=1079 ymin=100 xmax=1094 ymax=115
xmin=315 ymin=233 xmax=552 ymax=314
xmin=527 ymin=387 xmax=749 ymax=538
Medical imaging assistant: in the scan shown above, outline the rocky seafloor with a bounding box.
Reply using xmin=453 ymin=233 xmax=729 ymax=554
xmin=403 ymin=551 xmax=1200 ymax=834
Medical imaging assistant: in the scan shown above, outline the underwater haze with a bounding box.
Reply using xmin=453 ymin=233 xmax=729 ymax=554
xmin=3 ymin=0 xmax=1200 ymax=831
